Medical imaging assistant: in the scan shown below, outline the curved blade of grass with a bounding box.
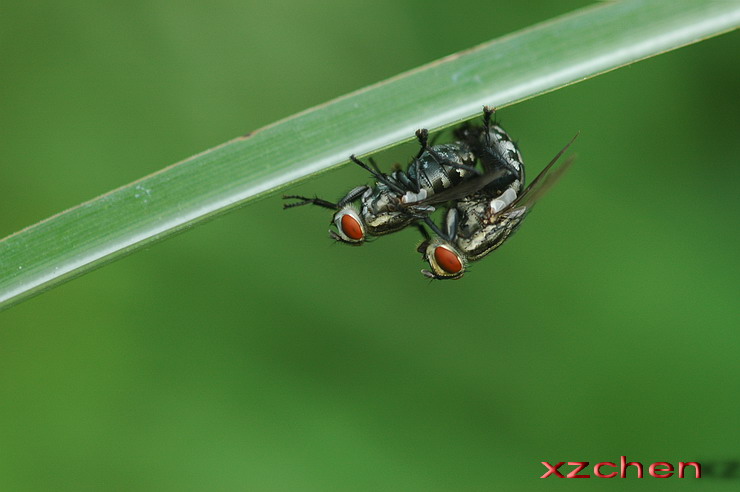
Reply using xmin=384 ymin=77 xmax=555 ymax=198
xmin=1 ymin=0 xmax=738 ymax=311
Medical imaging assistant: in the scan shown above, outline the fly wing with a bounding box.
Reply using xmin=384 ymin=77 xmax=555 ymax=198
xmin=415 ymin=166 xmax=510 ymax=205
xmin=509 ymin=132 xmax=579 ymax=211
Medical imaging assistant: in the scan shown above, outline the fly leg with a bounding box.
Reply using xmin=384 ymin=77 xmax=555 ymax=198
xmin=282 ymin=195 xmax=338 ymax=210
xmin=367 ymin=157 xmax=385 ymax=178
xmin=283 ymin=185 xmax=369 ymax=210
xmin=414 ymin=128 xmax=430 ymax=159
xmin=413 ymin=129 xmax=447 ymax=158
xmin=481 ymin=106 xmax=494 ymax=150
xmin=482 ymin=105 xmax=496 ymax=129
xmin=415 ymin=223 xmax=432 ymax=255
xmin=368 ymin=156 xmax=415 ymax=195
xmin=420 ymin=210 xmax=457 ymax=243
xmin=413 ymin=210 xmax=455 ymax=246
xmin=395 ymin=171 xmax=419 ymax=194
xmin=350 ymin=155 xmax=406 ymax=194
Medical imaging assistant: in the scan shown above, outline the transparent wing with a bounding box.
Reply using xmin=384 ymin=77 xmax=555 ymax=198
xmin=415 ymin=166 xmax=510 ymax=205
xmin=508 ymin=132 xmax=579 ymax=211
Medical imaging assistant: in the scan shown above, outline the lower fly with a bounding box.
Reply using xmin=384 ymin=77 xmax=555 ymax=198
xmin=418 ymin=132 xmax=578 ymax=280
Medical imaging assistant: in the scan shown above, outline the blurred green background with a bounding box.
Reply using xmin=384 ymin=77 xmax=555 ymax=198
xmin=1 ymin=1 xmax=738 ymax=490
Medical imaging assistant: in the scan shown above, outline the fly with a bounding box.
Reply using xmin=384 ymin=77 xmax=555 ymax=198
xmin=418 ymin=132 xmax=578 ymax=280
xmin=283 ymin=122 xmax=494 ymax=244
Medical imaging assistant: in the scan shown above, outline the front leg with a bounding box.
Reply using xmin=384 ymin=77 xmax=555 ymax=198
xmin=421 ymin=215 xmax=455 ymax=243
xmin=416 ymin=223 xmax=431 ymax=255
xmin=283 ymin=185 xmax=369 ymax=210
xmin=282 ymin=195 xmax=339 ymax=210
xmin=350 ymin=155 xmax=404 ymax=194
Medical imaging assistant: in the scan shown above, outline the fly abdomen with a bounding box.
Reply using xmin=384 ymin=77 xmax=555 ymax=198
xmin=409 ymin=143 xmax=476 ymax=195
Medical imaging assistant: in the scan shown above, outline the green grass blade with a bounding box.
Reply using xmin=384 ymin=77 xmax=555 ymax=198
xmin=1 ymin=0 xmax=738 ymax=311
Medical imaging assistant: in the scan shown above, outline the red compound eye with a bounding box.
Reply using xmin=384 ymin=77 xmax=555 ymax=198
xmin=434 ymin=246 xmax=463 ymax=274
xmin=340 ymin=214 xmax=364 ymax=241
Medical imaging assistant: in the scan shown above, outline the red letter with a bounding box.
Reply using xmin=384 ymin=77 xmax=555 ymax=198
xmin=678 ymin=462 xmax=702 ymax=478
xmin=649 ymin=462 xmax=674 ymax=478
xmin=567 ymin=462 xmax=590 ymax=478
xmin=594 ymin=462 xmax=617 ymax=478
xmin=620 ymin=456 xmax=644 ymax=478
xmin=541 ymin=462 xmax=565 ymax=478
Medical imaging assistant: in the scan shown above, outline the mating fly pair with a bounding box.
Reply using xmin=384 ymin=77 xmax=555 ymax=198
xmin=283 ymin=108 xmax=577 ymax=279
